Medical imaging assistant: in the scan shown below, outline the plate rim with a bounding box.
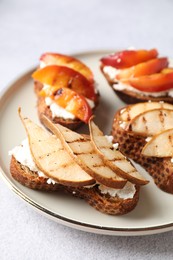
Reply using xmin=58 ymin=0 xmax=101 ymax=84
xmin=1 ymin=166 xmax=173 ymax=236
xmin=1 ymin=49 xmax=173 ymax=236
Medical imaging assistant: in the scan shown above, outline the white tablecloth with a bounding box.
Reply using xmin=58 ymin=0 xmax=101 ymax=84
xmin=1 ymin=0 xmax=173 ymax=259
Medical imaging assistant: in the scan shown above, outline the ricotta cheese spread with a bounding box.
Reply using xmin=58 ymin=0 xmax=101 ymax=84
xmin=43 ymin=82 xmax=95 ymax=120
xmin=145 ymin=137 xmax=152 ymax=142
xmin=105 ymin=135 xmax=119 ymax=149
xmin=98 ymin=181 xmax=136 ymax=199
xmin=103 ymin=65 xmax=173 ymax=97
xmin=119 ymin=121 xmax=128 ymax=129
xmin=45 ymin=96 xmax=95 ymax=120
xmin=9 ymin=139 xmax=56 ymax=185
xmin=45 ymin=97 xmax=76 ymax=120
xmin=85 ymin=182 xmax=135 ymax=199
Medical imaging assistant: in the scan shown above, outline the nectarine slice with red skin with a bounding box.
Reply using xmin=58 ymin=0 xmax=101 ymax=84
xmin=129 ymin=71 xmax=173 ymax=92
xmin=101 ymin=49 xmax=158 ymax=69
xmin=116 ymin=58 xmax=168 ymax=80
xmin=161 ymin=68 xmax=173 ymax=74
xmin=32 ymin=65 xmax=97 ymax=102
xmin=40 ymin=53 xmax=94 ymax=84
xmin=52 ymin=87 xmax=92 ymax=123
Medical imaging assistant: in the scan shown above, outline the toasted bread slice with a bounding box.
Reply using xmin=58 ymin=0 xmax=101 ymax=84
xmin=10 ymin=156 xmax=61 ymax=191
xmin=10 ymin=155 xmax=140 ymax=215
xmin=112 ymin=106 xmax=173 ymax=194
xmin=101 ymin=65 xmax=173 ymax=104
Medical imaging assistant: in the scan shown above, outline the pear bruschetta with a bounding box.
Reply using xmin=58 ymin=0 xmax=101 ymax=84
xmin=112 ymin=101 xmax=173 ymax=193
xmin=9 ymin=109 xmax=148 ymax=215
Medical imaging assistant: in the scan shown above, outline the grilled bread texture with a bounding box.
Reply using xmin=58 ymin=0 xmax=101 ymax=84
xmin=10 ymin=156 xmax=140 ymax=215
xmin=10 ymin=156 xmax=60 ymax=191
xmin=112 ymin=108 xmax=173 ymax=193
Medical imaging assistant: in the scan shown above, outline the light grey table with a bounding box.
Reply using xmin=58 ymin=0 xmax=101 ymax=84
xmin=1 ymin=0 xmax=173 ymax=259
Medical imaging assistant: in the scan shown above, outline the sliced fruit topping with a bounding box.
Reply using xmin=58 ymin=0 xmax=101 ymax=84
xmin=40 ymin=52 xmax=94 ymax=83
xmin=142 ymin=128 xmax=173 ymax=157
xmin=127 ymin=109 xmax=173 ymax=136
xmin=128 ymin=71 xmax=173 ymax=92
xmin=120 ymin=102 xmax=173 ymax=122
xmin=18 ymin=109 xmax=95 ymax=186
xmin=51 ymin=87 xmax=92 ymax=123
xmin=32 ymin=65 xmax=97 ymax=101
xmin=116 ymin=58 xmax=168 ymax=80
xmin=101 ymin=49 xmax=158 ymax=69
xmin=89 ymin=119 xmax=148 ymax=185
xmin=161 ymin=68 xmax=173 ymax=74
xmin=42 ymin=116 xmax=127 ymax=189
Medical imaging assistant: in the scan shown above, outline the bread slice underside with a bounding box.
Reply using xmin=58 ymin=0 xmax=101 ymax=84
xmin=10 ymin=156 xmax=140 ymax=215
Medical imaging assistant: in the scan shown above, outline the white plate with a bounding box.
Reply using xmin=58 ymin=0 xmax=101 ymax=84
xmin=1 ymin=50 xmax=173 ymax=236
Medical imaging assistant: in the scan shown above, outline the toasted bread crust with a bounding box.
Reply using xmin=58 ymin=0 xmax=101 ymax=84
xmin=113 ymin=89 xmax=173 ymax=104
xmin=34 ymin=81 xmax=99 ymax=130
xmin=112 ymin=109 xmax=173 ymax=193
xmin=10 ymin=156 xmax=61 ymax=191
xmin=65 ymin=185 xmax=140 ymax=215
xmin=10 ymin=156 xmax=140 ymax=215
xmin=101 ymin=65 xmax=173 ymax=104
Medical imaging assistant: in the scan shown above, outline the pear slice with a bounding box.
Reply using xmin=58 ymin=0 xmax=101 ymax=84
xmin=42 ymin=115 xmax=127 ymax=189
xmin=127 ymin=109 xmax=173 ymax=136
xmin=120 ymin=102 xmax=173 ymax=122
xmin=89 ymin=119 xmax=148 ymax=185
xmin=142 ymin=128 xmax=173 ymax=157
xmin=18 ymin=109 xmax=95 ymax=187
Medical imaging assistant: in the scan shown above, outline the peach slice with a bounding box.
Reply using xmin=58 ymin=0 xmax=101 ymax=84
xmin=32 ymin=65 xmax=97 ymax=101
xmin=52 ymin=87 xmax=92 ymax=123
xmin=116 ymin=58 xmax=168 ymax=80
xmin=100 ymin=49 xmax=158 ymax=69
xmin=142 ymin=128 xmax=173 ymax=157
xmin=127 ymin=109 xmax=173 ymax=136
xmin=40 ymin=52 xmax=94 ymax=83
xmin=161 ymin=68 xmax=173 ymax=74
xmin=129 ymin=71 xmax=173 ymax=92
